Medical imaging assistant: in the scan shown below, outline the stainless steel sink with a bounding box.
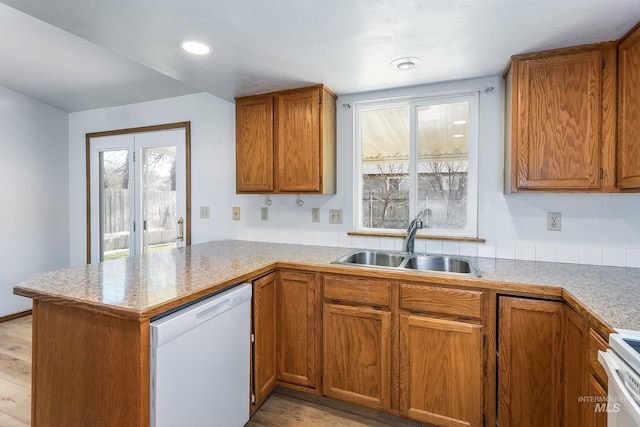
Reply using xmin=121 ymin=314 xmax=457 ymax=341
xmin=404 ymin=255 xmax=474 ymax=274
xmin=339 ymin=251 xmax=406 ymax=268
xmin=332 ymin=250 xmax=481 ymax=277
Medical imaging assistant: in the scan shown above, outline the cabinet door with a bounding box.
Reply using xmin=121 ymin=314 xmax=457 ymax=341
xmin=323 ymin=303 xmax=392 ymax=411
xmin=515 ymin=50 xmax=602 ymax=190
xmin=236 ymin=95 xmax=274 ymax=192
xmin=498 ymin=297 xmax=564 ymax=427
xmin=277 ymin=270 xmax=316 ymax=388
xmin=563 ymin=305 xmax=589 ymax=427
xmin=618 ymin=23 xmax=640 ymax=188
xmin=276 ymin=87 xmax=321 ymax=192
xmin=400 ymin=315 xmax=483 ymax=427
xmin=252 ymin=273 xmax=278 ymax=405
xmin=587 ymin=375 xmax=608 ymax=427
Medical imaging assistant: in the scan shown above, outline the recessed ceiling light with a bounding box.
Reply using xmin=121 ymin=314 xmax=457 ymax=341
xmin=453 ymin=120 xmax=467 ymax=125
xmin=180 ymin=40 xmax=211 ymax=55
xmin=453 ymin=134 xmax=465 ymax=138
xmin=390 ymin=57 xmax=422 ymax=71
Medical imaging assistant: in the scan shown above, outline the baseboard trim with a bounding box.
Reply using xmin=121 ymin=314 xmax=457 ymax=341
xmin=0 ymin=309 xmax=32 ymax=323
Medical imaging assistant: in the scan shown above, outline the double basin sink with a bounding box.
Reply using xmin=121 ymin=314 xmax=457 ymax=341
xmin=332 ymin=250 xmax=481 ymax=277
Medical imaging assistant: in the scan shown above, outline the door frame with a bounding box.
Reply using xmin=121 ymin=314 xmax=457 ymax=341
xmin=85 ymin=121 xmax=191 ymax=264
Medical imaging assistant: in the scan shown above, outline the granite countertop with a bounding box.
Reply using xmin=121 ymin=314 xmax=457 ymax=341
xmin=13 ymin=240 xmax=640 ymax=330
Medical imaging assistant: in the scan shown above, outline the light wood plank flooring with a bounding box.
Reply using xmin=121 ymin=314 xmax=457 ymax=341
xmin=0 ymin=315 xmax=396 ymax=427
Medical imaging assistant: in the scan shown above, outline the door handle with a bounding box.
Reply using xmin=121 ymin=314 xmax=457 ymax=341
xmin=173 ymin=217 xmax=184 ymax=242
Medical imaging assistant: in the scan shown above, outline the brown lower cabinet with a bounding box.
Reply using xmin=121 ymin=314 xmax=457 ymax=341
xmin=587 ymin=374 xmax=608 ymax=427
xmin=277 ymin=270 xmax=317 ymax=388
xmin=399 ymin=315 xmax=484 ymax=426
xmin=252 ymin=272 xmax=278 ymax=406
xmin=323 ymin=303 xmax=392 ymax=410
xmin=254 ymin=273 xmax=602 ymax=427
xmin=498 ymin=297 xmax=565 ymax=426
xmin=498 ymin=296 xmax=593 ymax=427
xmin=251 ymin=270 xmax=318 ymax=409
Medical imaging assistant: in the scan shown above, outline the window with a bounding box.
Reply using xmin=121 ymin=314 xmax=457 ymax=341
xmin=355 ymin=93 xmax=478 ymax=238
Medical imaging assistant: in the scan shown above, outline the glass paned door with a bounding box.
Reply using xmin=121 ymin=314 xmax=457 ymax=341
xmin=90 ymin=128 xmax=187 ymax=263
xmin=100 ymin=149 xmax=133 ymax=260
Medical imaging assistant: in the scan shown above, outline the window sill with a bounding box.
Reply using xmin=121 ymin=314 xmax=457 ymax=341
xmin=347 ymin=231 xmax=485 ymax=243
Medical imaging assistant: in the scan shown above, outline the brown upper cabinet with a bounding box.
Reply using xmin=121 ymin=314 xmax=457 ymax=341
xmin=505 ymin=20 xmax=640 ymax=193
xmin=235 ymin=84 xmax=337 ymax=194
xmin=617 ymin=22 xmax=640 ymax=189
xmin=504 ymin=42 xmax=618 ymax=192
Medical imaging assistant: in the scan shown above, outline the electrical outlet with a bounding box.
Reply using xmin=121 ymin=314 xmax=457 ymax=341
xmin=329 ymin=209 xmax=343 ymax=224
xmin=312 ymin=208 xmax=320 ymax=222
xmin=232 ymin=207 xmax=240 ymax=221
xmin=261 ymin=207 xmax=269 ymax=221
xmin=200 ymin=206 xmax=210 ymax=219
xmin=547 ymin=212 xmax=561 ymax=231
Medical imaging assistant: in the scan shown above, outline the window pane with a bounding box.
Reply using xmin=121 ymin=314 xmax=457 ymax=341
xmin=100 ymin=150 xmax=131 ymax=261
xmin=141 ymin=146 xmax=177 ymax=254
xmin=417 ymin=101 xmax=469 ymax=231
xmin=361 ymin=106 xmax=410 ymax=229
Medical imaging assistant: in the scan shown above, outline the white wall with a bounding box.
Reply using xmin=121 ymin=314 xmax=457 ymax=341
xmin=236 ymin=76 xmax=640 ymax=267
xmin=66 ymin=79 xmax=640 ymax=269
xmin=68 ymin=92 xmax=238 ymax=266
xmin=0 ymin=85 xmax=69 ymax=317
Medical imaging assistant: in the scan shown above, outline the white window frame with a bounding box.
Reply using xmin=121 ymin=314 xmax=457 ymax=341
xmin=354 ymin=92 xmax=479 ymax=238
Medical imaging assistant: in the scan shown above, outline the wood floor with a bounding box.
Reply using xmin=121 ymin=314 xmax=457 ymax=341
xmin=0 ymin=315 xmax=395 ymax=427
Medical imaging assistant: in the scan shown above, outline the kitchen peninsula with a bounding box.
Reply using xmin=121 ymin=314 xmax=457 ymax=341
xmin=14 ymin=240 xmax=639 ymax=426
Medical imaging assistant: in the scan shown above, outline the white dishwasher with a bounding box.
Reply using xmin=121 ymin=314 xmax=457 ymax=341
xmin=150 ymin=283 xmax=252 ymax=427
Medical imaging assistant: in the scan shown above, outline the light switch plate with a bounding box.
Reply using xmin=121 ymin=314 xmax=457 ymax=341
xmin=200 ymin=206 xmax=210 ymax=219
xmin=261 ymin=207 xmax=269 ymax=221
xmin=312 ymin=208 xmax=320 ymax=222
xmin=232 ymin=207 xmax=240 ymax=221
xmin=329 ymin=209 xmax=343 ymax=224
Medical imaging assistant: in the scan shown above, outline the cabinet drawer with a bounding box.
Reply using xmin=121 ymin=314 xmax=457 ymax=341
xmin=400 ymin=283 xmax=483 ymax=319
xmin=589 ymin=328 xmax=608 ymax=386
xmin=323 ymin=275 xmax=391 ymax=308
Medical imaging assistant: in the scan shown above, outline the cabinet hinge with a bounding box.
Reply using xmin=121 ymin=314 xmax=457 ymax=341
xmin=319 ymin=175 xmax=323 ymax=184
xmin=602 ymin=58 xmax=606 ymax=69
xmin=251 ymin=393 xmax=255 ymax=404
xmin=483 ymin=334 xmax=487 ymax=348
xmin=482 ymin=414 xmax=486 ymax=427
xmin=600 ymin=168 xmax=604 ymax=180
xmin=251 ymin=333 xmax=255 ymax=343
xmin=319 ymin=95 xmax=322 ymax=105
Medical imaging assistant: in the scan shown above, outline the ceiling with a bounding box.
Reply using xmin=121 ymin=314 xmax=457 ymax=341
xmin=1 ymin=0 xmax=639 ymax=112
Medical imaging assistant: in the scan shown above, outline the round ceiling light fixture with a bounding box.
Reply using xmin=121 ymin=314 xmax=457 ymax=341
xmin=180 ymin=40 xmax=211 ymax=55
xmin=390 ymin=57 xmax=422 ymax=71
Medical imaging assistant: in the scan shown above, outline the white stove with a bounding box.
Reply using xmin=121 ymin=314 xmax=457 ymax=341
xmin=599 ymin=329 xmax=640 ymax=427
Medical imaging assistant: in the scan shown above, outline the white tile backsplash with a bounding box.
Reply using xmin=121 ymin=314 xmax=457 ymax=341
xmin=627 ymin=249 xmax=640 ymax=268
xmin=426 ymin=239 xmax=444 ymax=254
xmin=535 ymin=243 xmax=557 ymax=262
xmin=579 ymin=246 xmax=602 ymax=266
xmin=557 ymin=245 xmax=580 ymax=264
xmin=603 ymin=247 xmax=627 ymax=267
xmin=496 ymin=241 xmax=516 ymax=259
xmin=442 ymin=241 xmax=461 ymax=256
xmin=515 ymin=242 xmax=536 ymax=261
xmin=459 ymin=242 xmax=478 ymax=257
xmin=238 ymin=227 xmax=640 ymax=268
xmin=477 ymin=241 xmax=496 ymax=258
xmin=379 ymin=237 xmax=396 ymax=251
